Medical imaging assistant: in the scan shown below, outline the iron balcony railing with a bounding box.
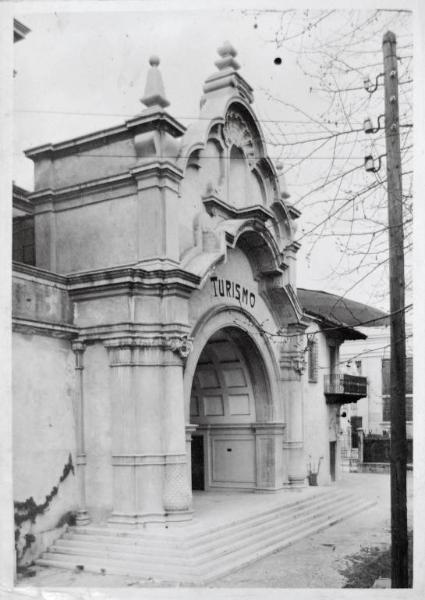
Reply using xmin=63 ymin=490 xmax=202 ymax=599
xmin=324 ymin=373 xmax=368 ymax=404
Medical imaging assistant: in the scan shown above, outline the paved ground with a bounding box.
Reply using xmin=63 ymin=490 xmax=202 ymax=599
xmin=16 ymin=472 xmax=413 ymax=589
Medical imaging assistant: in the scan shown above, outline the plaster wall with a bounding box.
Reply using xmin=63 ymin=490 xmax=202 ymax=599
xmin=74 ymin=295 xmax=131 ymax=328
xmin=33 ymin=137 xmax=138 ymax=191
xmin=302 ymin=327 xmax=339 ymax=485
xmin=12 ymin=269 xmax=73 ymax=325
xmin=12 ymin=331 xmax=78 ymax=562
xmin=83 ymin=342 xmax=113 ymax=522
xmin=54 ymin=194 xmax=137 ymax=273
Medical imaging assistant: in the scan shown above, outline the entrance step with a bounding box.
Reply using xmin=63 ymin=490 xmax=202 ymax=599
xmin=35 ymin=488 xmax=376 ymax=583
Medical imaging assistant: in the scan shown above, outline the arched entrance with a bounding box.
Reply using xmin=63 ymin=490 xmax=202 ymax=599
xmin=186 ymin=321 xmax=285 ymax=492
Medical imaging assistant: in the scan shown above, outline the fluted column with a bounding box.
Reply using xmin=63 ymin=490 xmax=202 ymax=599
xmin=72 ymin=341 xmax=90 ymax=525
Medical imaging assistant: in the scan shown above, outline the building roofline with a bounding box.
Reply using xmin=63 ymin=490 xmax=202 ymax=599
xmin=24 ymin=111 xmax=186 ymax=161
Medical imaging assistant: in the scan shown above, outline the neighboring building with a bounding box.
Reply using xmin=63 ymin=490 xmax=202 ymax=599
xmin=298 ymin=288 xmax=413 ymax=465
xmin=12 ymin=44 xmax=368 ymax=570
xmin=339 ymin=323 xmax=413 ymax=440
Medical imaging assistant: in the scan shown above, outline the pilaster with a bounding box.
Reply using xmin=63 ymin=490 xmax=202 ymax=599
xmin=280 ymin=322 xmax=308 ymax=487
xmin=104 ymin=335 xmax=193 ymax=526
xmin=71 ymin=341 xmax=90 ymax=525
xmin=253 ymin=422 xmax=285 ymax=491
xmin=131 ymin=161 xmax=183 ymax=264
xmin=185 ymin=424 xmax=198 ymax=501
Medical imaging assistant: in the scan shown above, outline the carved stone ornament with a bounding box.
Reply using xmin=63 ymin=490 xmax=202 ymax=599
xmin=223 ymin=110 xmax=255 ymax=164
xmin=292 ymin=356 xmax=307 ymax=375
xmin=168 ymin=335 xmax=194 ymax=359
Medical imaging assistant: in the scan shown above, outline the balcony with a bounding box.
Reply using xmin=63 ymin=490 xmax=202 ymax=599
xmin=324 ymin=374 xmax=368 ymax=404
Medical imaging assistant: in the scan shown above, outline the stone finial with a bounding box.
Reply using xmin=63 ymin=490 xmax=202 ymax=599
xmin=215 ymin=41 xmax=240 ymax=71
xmin=141 ymin=55 xmax=170 ymax=109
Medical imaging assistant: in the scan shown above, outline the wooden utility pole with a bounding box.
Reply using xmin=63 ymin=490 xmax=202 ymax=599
xmin=383 ymin=30 xmax=408 ymax=588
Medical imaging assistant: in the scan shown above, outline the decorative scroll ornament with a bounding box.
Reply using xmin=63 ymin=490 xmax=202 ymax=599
xmin=169 ymin=335 xmax=194 ymax=359
xmin=223 ymin=110 xmax=255 ymax=165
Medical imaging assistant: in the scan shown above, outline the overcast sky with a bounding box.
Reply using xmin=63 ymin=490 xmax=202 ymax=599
xmin=10 ymin=4 xmax=416 ymax=309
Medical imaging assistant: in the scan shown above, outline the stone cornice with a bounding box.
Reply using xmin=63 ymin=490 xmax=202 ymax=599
xmin=202 ymin=195 xmax=274 ymax=223
xmin=28 ymin=172 xmax=133 ymax=206
xmin=12 ymin=261 xmax=68 ymax=287
xmin=286 ymin=204 xmax=301 ymax=220
xmin=285 ymin=241 xmax=302 ymax=254
xmin=25 ymin=111 xmax=186 ymax=162
xmin=75 ymin=322 xmax=190 ymax=344
xmin=13 ymin=185 xmax=34 ymax=215
xmin=12 ymin=317 xmax=78 ymax=339
xmin=27 ymin=160 xmax=184 ymax=207
xmin=130 ymin=160 xmax=183 ymax=187
xmin=125 ymin=111 xmax=186 ymax=138
xmin=67 ymin=265 xmax=201 ymax=298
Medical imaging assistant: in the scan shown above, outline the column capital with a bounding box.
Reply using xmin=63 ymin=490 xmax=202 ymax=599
xmin=185 ymin=423 xmax=199 ymax=442
xmin=104 ymin=334 xmax=193 ymax=366
xmin=72 ymin=341 xmax=86 ymax=369
xmin=71 ymin=341 xmax=86 ymax=353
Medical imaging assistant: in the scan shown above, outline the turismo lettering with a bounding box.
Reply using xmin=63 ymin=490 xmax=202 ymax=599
xmin=210 ymin=276 xmax=256 ymax=308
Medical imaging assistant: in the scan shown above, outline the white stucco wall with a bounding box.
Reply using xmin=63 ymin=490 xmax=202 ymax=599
xmin=302 ymin=324 xmax=341 ymax=485
xmin=12 ymin=332 xmax=78 ymax=564
xmin=83 ymin=342 xmax=113 ymax=522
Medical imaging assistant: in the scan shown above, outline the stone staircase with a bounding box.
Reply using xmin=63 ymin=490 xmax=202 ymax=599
xmin=36 ymin=488 xmax=376 ymax=584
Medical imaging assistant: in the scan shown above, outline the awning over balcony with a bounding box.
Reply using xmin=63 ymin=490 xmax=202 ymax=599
xmin=324 ymin=373 xmax=368 ymax=404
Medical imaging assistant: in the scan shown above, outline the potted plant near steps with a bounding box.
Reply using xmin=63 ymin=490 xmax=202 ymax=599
xmin=307 ymin=456 xmax=323 ymax=486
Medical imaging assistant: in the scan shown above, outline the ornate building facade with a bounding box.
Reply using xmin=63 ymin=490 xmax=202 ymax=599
xmin=12 ymin=43 xmax=367 ymax=568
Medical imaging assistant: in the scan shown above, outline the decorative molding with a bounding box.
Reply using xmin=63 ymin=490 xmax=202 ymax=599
xmin=283 ymin=441 xmax=303 ymax=449
xmin=253 ymin=422 xmax=286 ymax=435
xmin=292 ymin=356 xmax=307 ymax=375
xmin=130 ymin=160 xmax=183 ymax=190
xmin=168 ymin=335 xmax=193 ymax=359
xmin=72 ymin=341 xmax=86 ymax=369
xmin=76 ymin=322 xmax=189 ymax=344
xmin=25 ymin=112 xmax=185 ymax=161
xmin=202 ymin=195 xmax=273 ymax=223
xmin=223 ymin=110 xmax=256 ymax=165
xmin=75 ymin=453 xmax=87 ymax=466
xmin=12 ymin=317 xmax=78 ymax=339
xmin=67 ymin=265 xmax=200 ymax=298
xmin=29 ymin=172 xmax=134 ymax=207
xmin=104 ymin=334 xmax=193 ymax=366
xmin=111 ymin=454 xmax=166 ymax=467
xmin=202 ymin=72 xmax=254 ymax=104
xmin=185 ymin=424 xmax=199 ymax=442
xmin=111 ymin=453 xmax=186 ymax=467
xmin=12 ymin=262 xmax=68 ymax=286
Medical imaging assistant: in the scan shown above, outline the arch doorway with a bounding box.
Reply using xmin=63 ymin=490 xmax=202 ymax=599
xmin=189 ymin=326 xmax=275 ymax=492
